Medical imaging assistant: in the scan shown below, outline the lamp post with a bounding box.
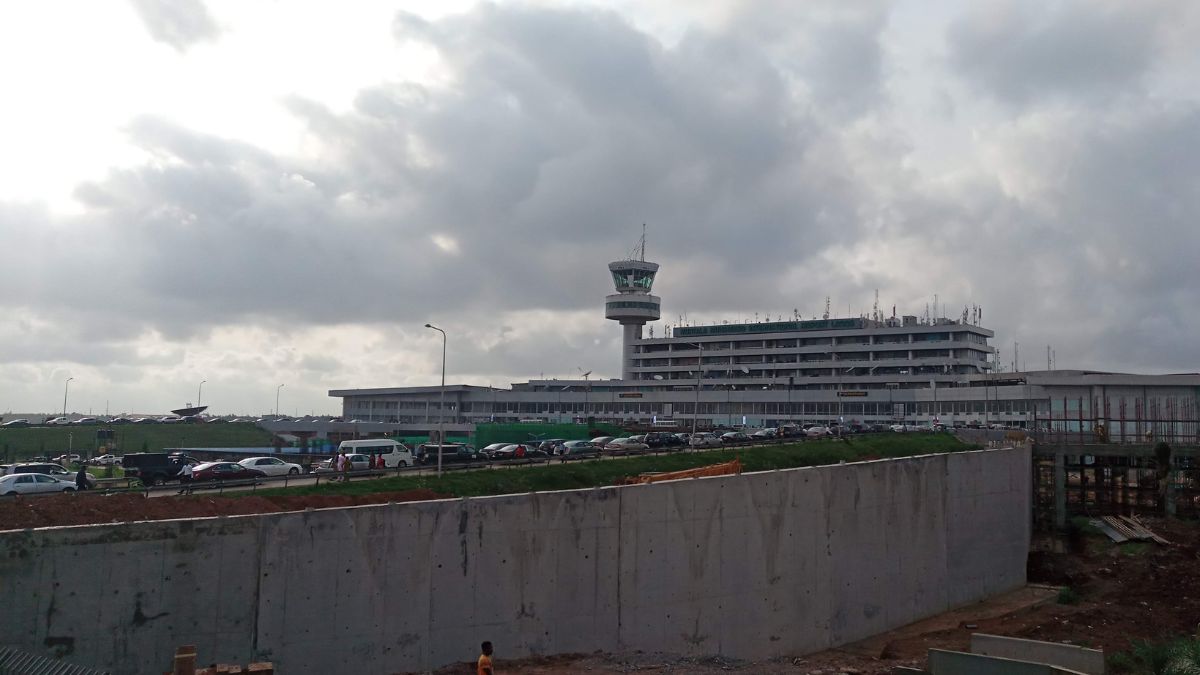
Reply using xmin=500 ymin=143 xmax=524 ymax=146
xmin=198 ymin=380 xmax=207 ymax=408
xmin=685 ymin=342 xmax=704 ymax=444
xmin=62 ymin=377 xmax=73 ymax=417
xmin=275 ymin=384 xmax=284 ymax=418
xmin=425 ymin=323 xmax=447 ymax=478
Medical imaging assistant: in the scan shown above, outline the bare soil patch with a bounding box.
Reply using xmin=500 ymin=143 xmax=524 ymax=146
xmin=0 ymin=489 xmax=446 ymax=530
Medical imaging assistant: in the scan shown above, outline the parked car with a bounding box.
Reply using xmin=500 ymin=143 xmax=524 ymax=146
xmin=159 ymin=416 xmax=183 ymax=424
xmin=71 ymin=417 xmax=98 ymax=425
xmin=0 ymin=419 xmax=30 ymax=428
xmin=107 ymin=416 xmax=132 ymax=425
xmin=43 ymin=417 xmax=70 ymax=426
xmin=6 ymin=462 xmax=95 ymax=488
xmin=751 ymin=428 xmax=776 ymax=439
xmin=480 ymin=443 xmax=511 ymax=458
xmin=52 ymin=454 xmax=82 ymax=465
xmin=806 ymin=426 xmax=833 ymax=438
xmin=644 ymin=432 xmax=685 ymax=449
xmin=605 ymin=438 xmax=650 ymax=454
xmin=590 ymin=436 xmax=616 ymax=447
xmin=314 ymin=454 xmax=375 ymax=473
xmin=689 ymin=432 xmax=722 ymax=448
xmin=192 ymin=462 xmax=267 ymax=482
xmin=0 ymin=473 xmax=78 ymax=496
xmin=92 ymin=454 xmax=119 ymax=466
xmin=558 ymin=440 xmax=601 ymax=459
xmin=720 ymin=431 xmax=750 ymax=444
xmin=536 ymin=439 xmax=567 ymax=453
xmin=238 ymin=457 xmax=303 ymax=476
xmin=490 ymin=444 xmax=541 ymax=460
xmin=889 ymin=424 xmax=907 ymax=433
xmin=416 ymin=444 xmax=486 ymax=466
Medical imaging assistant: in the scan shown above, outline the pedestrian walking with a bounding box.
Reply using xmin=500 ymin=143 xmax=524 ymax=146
xmin=75 ymin=462 xmax=90 ymax=491
xmin=339 ymin=452 xmax=351 ymax=482
xmin=178 ymin=462 xmax=194 ymax=494
xmin=477 ymin=641 xmax=494 ymax=675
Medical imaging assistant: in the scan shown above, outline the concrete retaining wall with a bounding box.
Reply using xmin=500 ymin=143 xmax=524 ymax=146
xmin=0 ymin=447 xmax=1030 ymax=674
xmin=970 ymin=634 xmax=1104 ymax=674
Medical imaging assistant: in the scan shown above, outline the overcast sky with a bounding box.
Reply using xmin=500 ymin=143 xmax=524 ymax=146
xmin=1 ymin=0 xmax=1197 ymax=416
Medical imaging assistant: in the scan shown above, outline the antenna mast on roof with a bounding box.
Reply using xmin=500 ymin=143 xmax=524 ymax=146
xmin=640 ymin=223 xmax=646 ymax=262
xmin=872 ymin=290 xmax=880 ymax=323
xmin=823 ymin=296 xmax=830 ymax=320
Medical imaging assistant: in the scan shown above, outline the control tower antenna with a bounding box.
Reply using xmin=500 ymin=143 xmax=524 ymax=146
xmin=606 ymin=229 xmax=661 ymax=380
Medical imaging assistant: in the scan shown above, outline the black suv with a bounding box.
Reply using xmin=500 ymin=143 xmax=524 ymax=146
xmin=644 ymin=432 xmax=685 ymax=449
xmin=416 ymin=444 xmax=486 ymax=467
xmin=121 ymin=453 xmax=200 ymax=485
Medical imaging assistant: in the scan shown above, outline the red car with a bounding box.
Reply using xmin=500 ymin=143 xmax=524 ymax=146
xmin=191 ymin=462 xmax=266 ymax=482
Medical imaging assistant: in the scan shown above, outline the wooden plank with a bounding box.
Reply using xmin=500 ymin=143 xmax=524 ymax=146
xmin=1101 ymin=516 xmax=1142 ymax=540
xmin=1128 ymin=515 xmax=1170 ymax=545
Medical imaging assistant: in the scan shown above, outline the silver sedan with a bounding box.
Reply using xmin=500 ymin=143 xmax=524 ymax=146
xmin=238 ymin=456 xmax=304 ymax=476
xmin=0 ymin=473 xmax=78 ymax=496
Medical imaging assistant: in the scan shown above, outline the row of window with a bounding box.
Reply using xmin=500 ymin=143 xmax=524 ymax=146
xmin=643 ymin=331 xmax=988 ymax=353
xmin=348 ymin=399 xmax=1039 ymax=422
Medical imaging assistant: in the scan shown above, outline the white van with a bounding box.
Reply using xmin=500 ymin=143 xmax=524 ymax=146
xmin=335 ymin=439 xmax=416 ymax=468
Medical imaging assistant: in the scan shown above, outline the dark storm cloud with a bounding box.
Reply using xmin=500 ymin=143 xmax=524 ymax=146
xmin=129 ymin=0 xmax=220 ymax=52
xmin=945 ymin=0 xmax=1174 ymax=105
xmin=0 ymin=2 xmax=882 ymax=346
xmin=2 ymin=0 xmax=1198 ymax=391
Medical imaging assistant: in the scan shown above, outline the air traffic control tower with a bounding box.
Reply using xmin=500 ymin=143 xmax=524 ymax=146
xmin=605 ymin=246 xmax=661 ymax=380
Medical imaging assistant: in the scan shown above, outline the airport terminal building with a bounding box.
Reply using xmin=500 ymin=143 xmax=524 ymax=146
xmin=330 ymin=255 xmax=1200 ymax=442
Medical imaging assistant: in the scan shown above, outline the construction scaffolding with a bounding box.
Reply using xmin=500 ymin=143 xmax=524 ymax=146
xmin=1031 ymin=394 xmax=1200 ymax=446
xmin=1033 ymin=444 xmax=1200 ymax=529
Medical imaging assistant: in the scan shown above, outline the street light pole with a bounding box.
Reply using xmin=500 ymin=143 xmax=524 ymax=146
xmin=425 ymin=323 xmax=447 ymax=478
xmin=62 ymin=377 xmax=74 ymax=417
xmin=686 ymin=342 xmax=704 ymax=443
xmin=198 ymin=380 xmax=207 ymax=407
xmin=275 ymin=384 xmax=284 ymax=418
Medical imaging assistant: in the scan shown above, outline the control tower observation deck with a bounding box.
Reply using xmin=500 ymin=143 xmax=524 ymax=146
xmin=605 ymin=255 xmax=661 ymax=380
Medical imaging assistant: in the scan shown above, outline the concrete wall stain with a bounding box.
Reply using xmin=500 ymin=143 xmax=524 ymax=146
xmin=43 ymin=635 xmax=74 ymax=657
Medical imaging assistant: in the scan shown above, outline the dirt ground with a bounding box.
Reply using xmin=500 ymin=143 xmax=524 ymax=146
xmin=0 ymin=489 xmax=447 ymax=530
xmin=5 ymin=494 xmax=1196 ymax=673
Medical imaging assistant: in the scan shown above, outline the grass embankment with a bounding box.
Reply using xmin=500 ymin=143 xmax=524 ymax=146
xmin=0 ymin=423 xmax=274 ymax=462
xmin=1109 ymin=637 xmax=1200 ymax=674
xmin=258 ymin=433 xmax=977 ymax=499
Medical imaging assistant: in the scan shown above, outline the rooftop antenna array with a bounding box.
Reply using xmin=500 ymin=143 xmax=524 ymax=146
xmin=823 ymin=296 xmax=831 ymax=320
xmin=872 ymin=290 xmax=880 ymax=323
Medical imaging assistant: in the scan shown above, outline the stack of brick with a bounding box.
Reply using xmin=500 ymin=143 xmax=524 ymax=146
xmin=167 ymin=645 xmax=274 ymax=675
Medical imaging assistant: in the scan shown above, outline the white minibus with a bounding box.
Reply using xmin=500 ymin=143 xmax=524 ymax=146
xmin=335 ymin=439 xmax=416 ymax=467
